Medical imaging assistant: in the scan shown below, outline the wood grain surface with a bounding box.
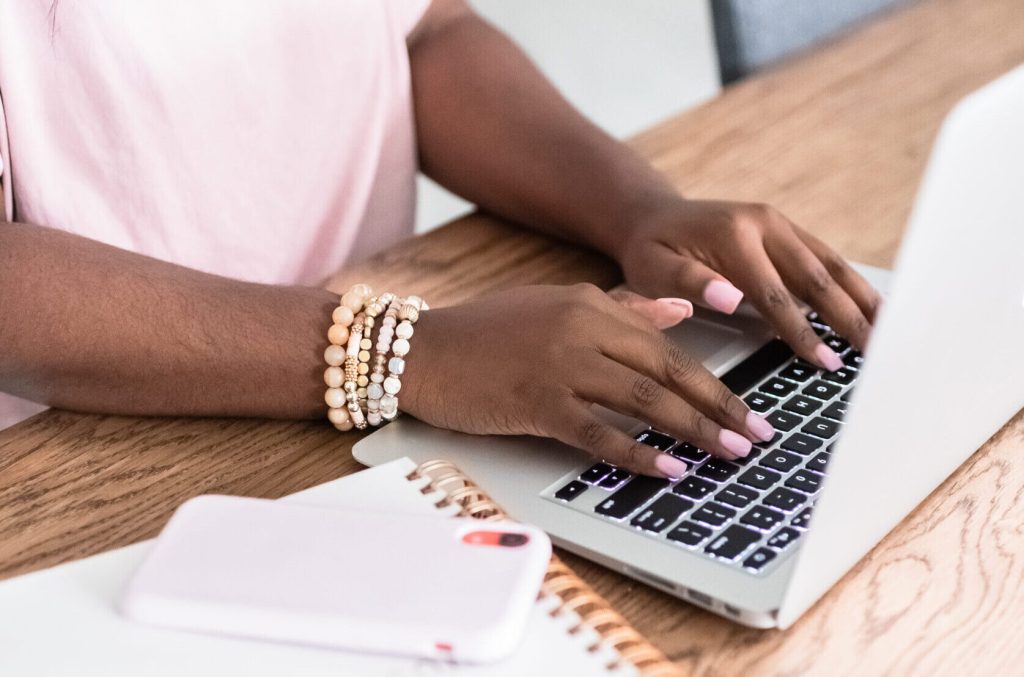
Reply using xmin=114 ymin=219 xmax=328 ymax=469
xmin=3 ymin=0 xmax=1024 ymax=673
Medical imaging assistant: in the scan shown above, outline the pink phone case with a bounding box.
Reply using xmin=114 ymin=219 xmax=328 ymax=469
xmin=120 ymin=495 xmax=551 ymax=663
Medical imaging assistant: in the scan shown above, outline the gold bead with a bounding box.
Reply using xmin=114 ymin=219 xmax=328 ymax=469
xmin=357 ymin=362 xmax=369 ymax=375
xmin=358 ymin=350 xmax=370 ymax=362
xmin=357 ymin=375 xmax=369 ymax=387
xmin=360 ymin=338 xmax=372 ymax=351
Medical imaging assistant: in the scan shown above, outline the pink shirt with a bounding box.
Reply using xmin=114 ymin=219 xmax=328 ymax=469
xmin=0 ymin=0 xmax=430 ymax=428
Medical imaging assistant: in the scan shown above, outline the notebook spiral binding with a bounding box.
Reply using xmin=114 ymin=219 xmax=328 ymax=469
xmin=407 ymin=460 xmax=681 ymax=677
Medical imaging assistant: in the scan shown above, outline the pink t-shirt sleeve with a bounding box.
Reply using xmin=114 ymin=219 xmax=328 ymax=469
xmin=387 ymin=0 xmax=432 ymax=37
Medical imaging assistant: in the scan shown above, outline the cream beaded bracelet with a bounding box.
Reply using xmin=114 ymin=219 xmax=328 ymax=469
xmin=324 ymin=285 xmax=426 ymax=432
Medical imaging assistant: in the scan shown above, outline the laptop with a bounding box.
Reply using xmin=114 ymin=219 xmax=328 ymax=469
xmin=355 ymin=64 xmax=1024 ymax=628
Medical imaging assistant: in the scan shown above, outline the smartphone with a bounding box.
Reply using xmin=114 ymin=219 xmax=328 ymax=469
xmin=120 ymin=495 xmax=551 ymax=663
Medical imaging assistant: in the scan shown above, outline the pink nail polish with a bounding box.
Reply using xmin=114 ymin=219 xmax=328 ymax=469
xmin=814 ymin=344 xmax=844 ymax=371
xmin=703 ymin=280 xmax=744 ymax=314
xmin=745 ymin=412 xmax=776 ymax=442
xmin=719 ymin=429 xmax=752 ymax=457
xmin=656 ymin=297 xmax=694 ymax=319
xmin=654 ymin=454 xmax=689 ymax=479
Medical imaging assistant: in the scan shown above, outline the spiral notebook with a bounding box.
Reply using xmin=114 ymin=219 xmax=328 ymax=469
xmin=0 ymin=457 xmax=677 ymax=677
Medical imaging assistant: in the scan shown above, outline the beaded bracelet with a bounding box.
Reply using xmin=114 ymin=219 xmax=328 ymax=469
xmin=323 ymin=283 xmax=371 ymax=431
xmin=379 ymin=295 xmax=424 ymax=422
xmin=323 ymin=284 xmax=426 ymax=431
xmin=367 ymin=296 xmax=401 ymax=427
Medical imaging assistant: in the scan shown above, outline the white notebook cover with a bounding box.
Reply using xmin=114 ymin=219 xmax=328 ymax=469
xmin=0 ymin=458 xmax=637 ymax=676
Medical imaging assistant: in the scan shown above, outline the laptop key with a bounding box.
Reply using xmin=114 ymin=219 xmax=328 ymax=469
xmin=737 ymin=467 xmax=782 ymax=490
xmin=691 ymin=501 xmax=737 ymax=527
xmin=716 ymin=483 xmax=760 ymax=509
xmin=743 ymin=392 xmax=779 ymax=413
xmin=823 ymin=335 xmax=849 ymax=354
xmin=807 ymin=452 xmax=831 ymax=473
xmin=732 ymin=448 xmax=763 ymax=467
xmin=782 ymin=395 xmax=822 ymax=416
xmin=840 ymin=388 xmax=854 ymax=402
xmin=791 ymin=507 xmax=813 ymax=529
xmin=781 ymin=432 xmax=823 ymax=455
xmin=766 ymin=526 xmax=801 ymax=550
xmin=672 ymin=443 xmax=709 ymax=464
xmin=599 ymin=468 xmax=632 ymax=488
xmin=634 ymin=429 xmax=676 ymax=451
xmin=754 ymin=431 xmax=783 ymax=449
xmin=778 ymin=363 xmax=816 ymax=382
xmin=705 ymin=524 xmax=761 ymax=560
xmin=822 ymin=367 xmax=857 ymax=386
xmin=803 ymin=380 xmax=842 ymax=401
xmin=696 ymin=458 xmax=740 ymax=483
xmin=579 ymin=462 xmax=613 ymax=484
xmin=802 ymin=417 xmax=841 ymax=439
xmin=673 ymin=476 xmax=717 ymax=500
xmin=631 ymin=494 xmax=693 ymax=532
xmin=821 ymin=401 xmax=849 ymax=421
xmin=760 ymin=450 xmax=802 ymax=473
xmin=595 ymin=476 xmax=670 ymax=519
xmin=786 ymin=470 xmax=823 ymax=494
xmin=666 ymin=521 xmax=713 ymax=546
xmin=759 ymin=378 xmax=797 ymax=397
xmin=555 ymin=480 xmax=588 ymax=502
xmin=743 ymin=547 xmax=778 ymax=571
xmin=843 ymin=350 xmax=864 ymax=369
xmin=741 ymin=506 xmax=785 ymax=530
xmin=765 ymin=410 xmax=803 ymax=432
xmin=762 ymin=487 xmax=807 ymax=512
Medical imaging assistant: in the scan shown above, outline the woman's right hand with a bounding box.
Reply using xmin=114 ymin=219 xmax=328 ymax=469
xmin=400 ymin=284 xmax=777 ymax=479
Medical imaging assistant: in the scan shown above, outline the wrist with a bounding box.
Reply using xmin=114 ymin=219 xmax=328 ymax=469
xmin=608 ymin=190 xmax=688 ymax=264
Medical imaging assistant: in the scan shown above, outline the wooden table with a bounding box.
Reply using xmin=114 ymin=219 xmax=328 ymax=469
xmin=3 ymin=0 xmax=1023 ymax=673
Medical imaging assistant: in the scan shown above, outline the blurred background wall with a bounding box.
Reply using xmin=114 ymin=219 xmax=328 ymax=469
xmin=415 ymin=0 xmax=907 ymax=234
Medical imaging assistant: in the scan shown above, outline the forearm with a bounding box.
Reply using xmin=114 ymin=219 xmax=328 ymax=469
xmin=0 ymin=222 xmax=334 ymax=419
xmin=408 ymin=3 xmax=681 ymax=259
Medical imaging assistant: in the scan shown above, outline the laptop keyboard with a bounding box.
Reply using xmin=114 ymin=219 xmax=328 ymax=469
xmin=546 ymin=312 xmax=857 ymax=576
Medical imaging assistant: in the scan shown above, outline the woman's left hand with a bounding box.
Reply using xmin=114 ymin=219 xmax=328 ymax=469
xmin=616 ymin=198 xmax=883 ymax=371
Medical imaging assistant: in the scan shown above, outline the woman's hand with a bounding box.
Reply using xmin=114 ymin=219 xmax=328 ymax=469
xmin=400 ymin=284 xmax=777 ymax=478
xmin=617 ymin=198 xmax=883 ymax=370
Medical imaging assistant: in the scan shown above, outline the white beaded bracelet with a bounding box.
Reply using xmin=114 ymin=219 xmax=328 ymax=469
xmin=379 ymin=295 xmax=425 ymax=422
xmin=367 ymin=296 xmax=400 ymax=427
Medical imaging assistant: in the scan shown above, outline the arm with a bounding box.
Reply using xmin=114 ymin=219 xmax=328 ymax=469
xmin=408 ymin=1 xmax=882 ymax=370
xmin=407 ymin=0 xmax=668 ymax=261
xmin=0 ymin=220 xmax=334 ymax=419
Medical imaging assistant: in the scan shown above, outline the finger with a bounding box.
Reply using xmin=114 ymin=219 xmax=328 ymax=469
xmin=554 ymin=403 xmax=689 ymax=478
xmin=652 ymin=250 xmax=746 ymax=315
xmin=766 ymin=227 xmax=873 ymax=350
xmin=719 ymin=237 xmax=844 ymax=371
xmin=794 ymin=226 xmax=884 ymax=324
xmin=607 ymin=289 xmax=693 ymax=330
xmin=574 ymin=355 xmax=756 ymax=460
xmin=596 ymin=320 xmax=777 ymax=445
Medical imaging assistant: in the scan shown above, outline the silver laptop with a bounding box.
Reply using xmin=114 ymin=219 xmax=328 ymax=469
xmin=355 ymin=65 xmax=1024 ymax=628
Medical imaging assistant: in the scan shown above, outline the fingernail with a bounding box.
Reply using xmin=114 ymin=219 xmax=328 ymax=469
xmin=745 ymin=412 xmax=776 ymax=442
xmin=719 ymin=429 xmax=752 ymax=457
xmin=654 ymin=454 xmax=689 ymax=480
xmin=703 ymin=280 xmax=744 ymax=314
xmin=814 ymin=344 xmax=844 ymax=371
xmin=656 ymin=297 xmax=694 ymax=319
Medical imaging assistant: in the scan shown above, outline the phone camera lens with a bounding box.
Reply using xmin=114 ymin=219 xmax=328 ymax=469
xmin=498 ymin=533 xmax=528 ymax=547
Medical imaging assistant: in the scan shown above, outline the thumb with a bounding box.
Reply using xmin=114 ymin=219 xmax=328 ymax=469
xmin=607 ymin=289 xmax=694 ymax=329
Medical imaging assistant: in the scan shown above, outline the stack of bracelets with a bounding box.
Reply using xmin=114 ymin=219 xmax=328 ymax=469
xmin=323 ymin=284 xmax=428 ymax=431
